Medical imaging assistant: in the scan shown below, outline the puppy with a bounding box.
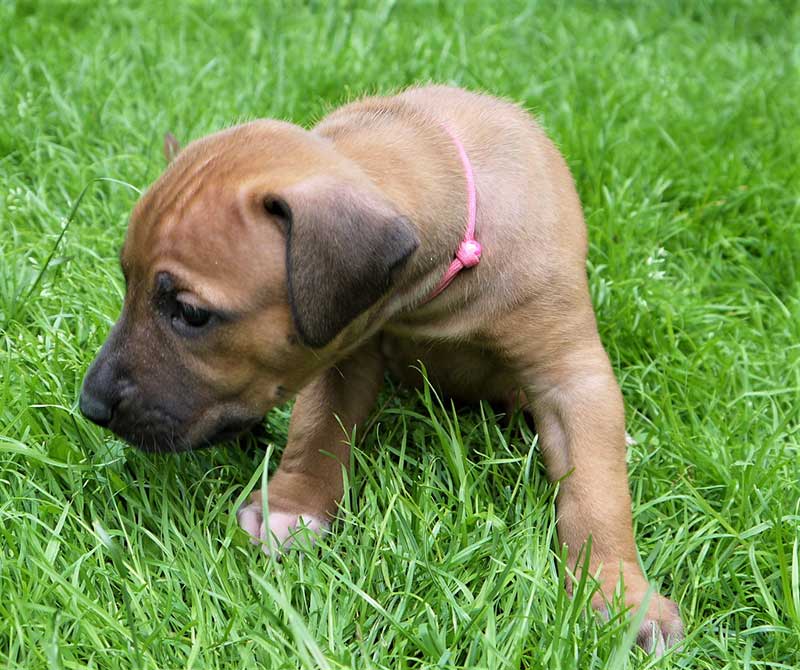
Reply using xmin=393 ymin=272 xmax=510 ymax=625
xmin=80 ymin=85 xmax=683 ymax=652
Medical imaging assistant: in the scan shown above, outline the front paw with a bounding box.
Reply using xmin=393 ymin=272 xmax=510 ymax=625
xmin=633 ymin=592 xmax=684 ymax=656
xmin=237 ymin=494 xmax=329 ymax=555
xmin=594 ymin=580 xmax=683 ymax=656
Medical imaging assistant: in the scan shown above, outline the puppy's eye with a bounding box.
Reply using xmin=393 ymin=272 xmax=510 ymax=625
xmin=174 ymin=300 xmax=212 ymax=329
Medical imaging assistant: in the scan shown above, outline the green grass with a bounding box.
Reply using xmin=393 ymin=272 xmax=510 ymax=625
xmin=2 ymin=0 xmax=799 ymax=667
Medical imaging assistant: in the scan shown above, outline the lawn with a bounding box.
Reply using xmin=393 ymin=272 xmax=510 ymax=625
xmin=1 ymin=0 xmax=799 ymax=668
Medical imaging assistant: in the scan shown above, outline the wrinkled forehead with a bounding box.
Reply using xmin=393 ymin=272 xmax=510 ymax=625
xmin=127 ymin=118 xmax=325 ymax=227
xmin=120 ymin=127 xmax=304 ymax=310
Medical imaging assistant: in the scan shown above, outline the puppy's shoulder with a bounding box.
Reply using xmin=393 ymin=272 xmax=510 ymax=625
xmin=314 ymin=91 xmax=432 ymax=140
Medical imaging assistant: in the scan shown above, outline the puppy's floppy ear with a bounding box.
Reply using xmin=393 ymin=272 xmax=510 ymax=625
xmin=163 ymin=132 xmax=181 ymax=163
xmin=265 ymin=176 xmax=418 ymax=348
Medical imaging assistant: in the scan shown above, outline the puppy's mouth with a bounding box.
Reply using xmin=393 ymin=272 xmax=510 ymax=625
xmin=108 ymin=413 xmax=261 ymax=453
xmin=203 ymin=416 xmax=261 ymax=446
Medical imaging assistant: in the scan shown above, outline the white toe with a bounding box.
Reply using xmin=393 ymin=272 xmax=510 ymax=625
xmin=236 ymin=503 xmax=263 ymax=543
xmin=261 ymin=512 xmax=329 ymax=555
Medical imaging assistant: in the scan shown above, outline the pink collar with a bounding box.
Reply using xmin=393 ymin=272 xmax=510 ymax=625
xmin=423 ymin=123 xmax=481 ymax=302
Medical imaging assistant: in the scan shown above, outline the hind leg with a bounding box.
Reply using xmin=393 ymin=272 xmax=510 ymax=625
xmin=499 ymin=303 xmax=683 ymax=654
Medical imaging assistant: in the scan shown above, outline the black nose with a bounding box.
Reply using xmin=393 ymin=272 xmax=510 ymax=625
xmin=79 ymin=387 xmax=115 ymax=426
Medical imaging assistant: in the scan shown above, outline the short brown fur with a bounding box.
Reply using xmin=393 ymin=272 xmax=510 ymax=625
xmin=81 ymin=86 xmax=683 ymax=653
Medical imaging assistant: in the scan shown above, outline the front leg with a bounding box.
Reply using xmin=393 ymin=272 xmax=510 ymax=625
xmin=512 ymin=317 xmax=684 ymax=654
xmin=238 ymin=339 xmax=384 ymax=553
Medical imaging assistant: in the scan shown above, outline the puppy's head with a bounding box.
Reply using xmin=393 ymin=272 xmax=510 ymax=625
xmin=80 ymin=121 xmax=418 ymax=451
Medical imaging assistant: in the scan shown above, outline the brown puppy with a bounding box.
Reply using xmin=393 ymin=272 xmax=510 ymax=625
xmin=80 ymin=86 xmax=683 ymax=652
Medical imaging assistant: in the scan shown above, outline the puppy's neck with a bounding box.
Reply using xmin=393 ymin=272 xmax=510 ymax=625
xmin=314 ymin=100 xmax=474 ymax=307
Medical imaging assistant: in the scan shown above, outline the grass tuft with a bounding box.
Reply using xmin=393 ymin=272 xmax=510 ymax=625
xmin=1 ymin=1 xmax=799 ymax=667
